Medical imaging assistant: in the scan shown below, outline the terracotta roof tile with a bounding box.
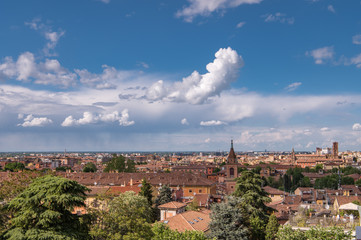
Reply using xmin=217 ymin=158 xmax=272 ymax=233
xmin=161 ymin=210 xmax=210 ymax=232
xmin=158 ymin=201 xmax=187 ymax=209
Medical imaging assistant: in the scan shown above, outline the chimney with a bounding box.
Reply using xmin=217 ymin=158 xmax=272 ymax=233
xmin=130 ymin=178 xmax=133 ymax=186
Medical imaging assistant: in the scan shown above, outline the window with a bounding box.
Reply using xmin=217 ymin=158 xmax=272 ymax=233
xmin=199 ymin=189 xmax=202 ymax=193
xmin=189 ymin=189 xmax=193 ymax=193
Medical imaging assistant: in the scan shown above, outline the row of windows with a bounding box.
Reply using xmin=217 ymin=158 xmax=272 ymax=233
xmin=188 ymin=189 xmax=203 ymax=193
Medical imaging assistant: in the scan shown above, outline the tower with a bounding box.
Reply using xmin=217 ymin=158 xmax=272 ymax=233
xmin=226 ymin=140 xmax=238 ymax=179
xmin=332 ymin=142 xmax=338 ymax=159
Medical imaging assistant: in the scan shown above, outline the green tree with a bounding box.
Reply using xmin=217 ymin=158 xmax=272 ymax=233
xmin=265 ymin=214 xmax=279 ymax=240
xmin=104 ymin=154 xmax=136 ymax=173
xmin=314 ymin=174 xmax=339 ymax=189
xmin=0 ymin=171 xmax=43 ymax=235
xmin=233 ymin=171 xmax=272 ymax=240
xmin=83 ymin=162 xmax=97 ymax=173
xmin=139 ymin=178 xmax=154 ymax=206
xmin=3 ymin=175 xmax=90 ymax=240
xmin=299 ymin=177 xmax=312 ymax=187
xmin=208 ymin=196 xmax=249 ymax=240
xmin=341 ymin=176 xmax=354 ymax=185
xmin=90 ymin=191 xmax=154 ymax=240
xmin=356 ymin=178 xmax=361 ymax=186
xmin=276 ymin=225 xmax=351 ymax=240
xmin=152 ymin=223 xmax=208 ymax=240
xmin=155 ymin=185 xmax=172 ymax=206
xmin=4 ymin=162 xmax=25 ymax=172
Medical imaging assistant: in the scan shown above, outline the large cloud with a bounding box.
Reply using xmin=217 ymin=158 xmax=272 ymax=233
xmin=146 ymin=47 xmax=243 ymax=104
xmin=61 ymin=109 xmax=134 ymax=127
xmin=176 ymin=0 xmax=262 ymax=22
xmin=0 ymin=52 xmax=77 ymax=87
xmin=18 ymin=114 xmax=53 ymax=127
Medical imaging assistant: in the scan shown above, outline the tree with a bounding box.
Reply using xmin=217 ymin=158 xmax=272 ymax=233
xmin=0 ymin=171 xmax=43 ymax=235
xmin=276 ymin=225 xmax=351 ymax=240
xmin=139 ymin=178 xmax=154 ymax=207
xmin=265 ymin=214 xmax=279 ymax=240
xmin=208 ymin=196 xmax=249 ymax=240
xmin=233 ymin=171 xmax=272 ymax=240
xmin=83 ymin=162 xmax=97 ymax=173
xmin=90 ymin=191 xmax=154 ymax=240
xmin=341 ymin=176 xmax=355 ymax=185
xmin=104 ymin=154 xmax=136 ymax=173
xmin=152 ymin=223 xmax=208 ymax=240
xmin=3 ymin=175 xmax=90 ymax=240
xmin=4 ymin=162 xmax=25 ymax=172
xmin=155 ymin=185 xmax=172 ymax=207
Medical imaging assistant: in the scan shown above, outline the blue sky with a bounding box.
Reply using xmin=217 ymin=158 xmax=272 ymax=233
xmin=1 ymin=0 xmax=361 ymax=152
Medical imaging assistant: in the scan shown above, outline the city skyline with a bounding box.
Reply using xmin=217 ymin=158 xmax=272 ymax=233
xmin=1 ymin=0 xmax=361 ymax=151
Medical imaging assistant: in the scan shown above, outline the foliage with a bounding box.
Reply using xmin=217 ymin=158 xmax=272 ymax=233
xmin=285 ymin=167 xmax=305 ymax=192
xmin=314 ymin=174 xmax=339 ymax=189
xmin=55 ymin=166 xmax=68 ymax=172
xmin=314 ymin=174 xmax=354 ymax=189
xmin=276 ymin=225 xmax=352 ymax=240
xmin=341 ymin=176 xmax=355 ymax=185
xmin=4 ymin=162 xmax=25 ymax=172
xmin=90 ymin=191 xmax=154 ymax=240
xmin=83 ymin=162 xmax=97 ymax=172
xmin=266 ymin=176 xmax=284 ymax=190
xmin=208 ymin=196 xmax=249 ymax=240
xmin=299 ymin=177 xmax=312 ymax=187
xmin=104 ymin=154 xmax=136 ymax=173
xmin=233 ymin=171 xmax=272 ymax=240
xmin=356 ymin=178 xmax=361 ymax=186
xmin=155 ymin=185 xmax=172 ymax=206
xmin=252 ymin=166 xmax=262 ymax=174
xmin=139 ymin=178 xmax=154 ymax=206
xmin=186 ymin=200 xmax=200 ymax=211
xmin=3 ymin=175 xmax=90 ymax=240
xmin=265 ymin=214 xmax=279 ymax=240
xmin=152 ymin=223 xmax=208 ymax=240
xmin=0 ymin=171 xmax=44 ymax=235
xmin=342 ymin=166 xmax=361 ymax=175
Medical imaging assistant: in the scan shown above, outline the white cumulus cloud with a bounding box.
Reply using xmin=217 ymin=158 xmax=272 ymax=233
xmin=61 ymin=109 xmax=134 ymax=127
xmin=320 ymin=127 xmax=330 ymax=132
xmin=18 ymin=114 xmax=53 ymax=127
xmin=306 ymin=46 xmax=334 ymax=64
xmin=0 ymin=52 xmax=77 ymax=87
xmin=200 ymin=120 xmax=226 ymax=126
xmin=145 ymin=47 xmax=243 ymax=104
xmin=352 ymin=123 xmax=361 ymax=131
xmin=176 ymin=0 xmax=262 ymax=22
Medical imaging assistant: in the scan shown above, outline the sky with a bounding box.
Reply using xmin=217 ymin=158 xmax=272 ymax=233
xmin=0 ymin=0 xmax=361 ymax=152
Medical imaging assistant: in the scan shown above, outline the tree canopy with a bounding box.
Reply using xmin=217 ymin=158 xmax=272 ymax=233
xmin=83 ymin=162 xmax=97 ymax=173
xmin=3 ymin=175 xmax=90 ymax=240
xmin=4 ymin=162 xmax=25 ymax=172
xmin=104 ymin=154 xmax=136 ymax=173
xmin=233 ymin=171 xmax=272 ymax=240
xmin=155 ymin=185 xmax=172 ymax=207
xmin=209 ymin=196 xmax=249 ymax=240
xmin=90 ymin=191 xmax=153 ymax=240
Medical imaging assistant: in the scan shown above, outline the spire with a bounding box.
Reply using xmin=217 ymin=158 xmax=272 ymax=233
xmin=227 ymin=139 xmax=237 ymax=164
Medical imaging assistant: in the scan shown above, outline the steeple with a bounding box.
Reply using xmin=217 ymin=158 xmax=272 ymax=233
xmin=227 ymin=140 xmax=237 ymax=164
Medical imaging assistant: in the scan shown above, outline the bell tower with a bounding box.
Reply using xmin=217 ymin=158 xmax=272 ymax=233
xmin=226 ymin=140 xmax=238 ymax=179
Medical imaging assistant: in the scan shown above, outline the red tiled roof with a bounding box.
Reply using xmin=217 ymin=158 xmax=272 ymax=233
xmin=161 ymin=210 xmax=210 ymax=232
xmin=158 ymin=201 xmax=187 ymax=209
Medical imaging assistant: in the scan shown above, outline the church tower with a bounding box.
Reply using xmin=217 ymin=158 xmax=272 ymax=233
xmin=226 ymin=140 xmax=238 ymax=179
